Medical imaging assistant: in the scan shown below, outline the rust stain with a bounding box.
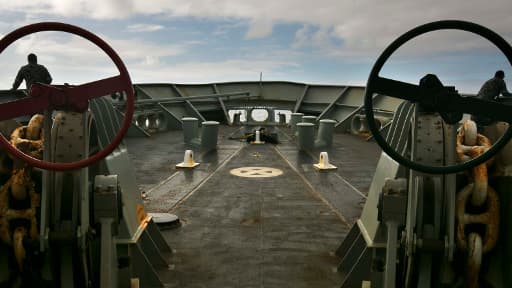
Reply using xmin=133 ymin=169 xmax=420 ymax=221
xmin=240 ymin=217 xmax=262 ymax=225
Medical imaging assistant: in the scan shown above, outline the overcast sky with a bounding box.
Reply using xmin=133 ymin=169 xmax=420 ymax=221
xmin=1 ymin=0 xmax=512 ymax=94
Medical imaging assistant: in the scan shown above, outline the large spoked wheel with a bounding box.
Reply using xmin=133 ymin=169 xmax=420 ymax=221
xmin=365 ymin=20 xmax=512 ymax=174
xmin=0 ymin=22 xmax=134 ymax=171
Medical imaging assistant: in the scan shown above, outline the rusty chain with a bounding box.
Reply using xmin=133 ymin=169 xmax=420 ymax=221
xmin=0 ymin=114 xmax=43 ymax=272
xmin=455 ymin=119 xmax=499 ymax=288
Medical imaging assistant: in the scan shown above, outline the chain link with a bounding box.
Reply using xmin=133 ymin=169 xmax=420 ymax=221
xmin=455 ymin=119 xmax=500 ymax=287
xmin=0 ymin=114 xmax=43 ymax=272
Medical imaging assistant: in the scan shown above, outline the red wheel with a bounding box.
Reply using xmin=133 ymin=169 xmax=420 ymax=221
xmin=0 ymin=22 xmax=134 ymax=171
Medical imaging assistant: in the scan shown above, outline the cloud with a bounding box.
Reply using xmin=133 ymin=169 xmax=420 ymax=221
xmin=127 ymin=58 xmax=298 ymax=84
xmin=245 ymin=19 xmax=273 ymax=39
xmin=1 ymin=0 xmax=511 ymax=93
xmin=9 ymin=32 xmax=186 ymax=63
xmin=212 ymin=21 xmax=244 ymax=36
xmin=0 ymin=25 xmax=295 ymax=87
xmin=0 ymin=31 xmax=193 ymax=88
xmin=292 ymin=25 xmax=310 ymax=49
xmin=126 ymin=24 xmax=165 ymax=33
xmin=4 ymin=0 xmax=511 ymax=57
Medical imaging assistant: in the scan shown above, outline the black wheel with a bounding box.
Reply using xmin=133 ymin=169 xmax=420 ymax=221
xmin=365 ymin=20 xmax=512 ymax=174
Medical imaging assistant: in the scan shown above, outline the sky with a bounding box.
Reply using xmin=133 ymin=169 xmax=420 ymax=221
xmin=0 ymin=0 xmax=512 ymax=94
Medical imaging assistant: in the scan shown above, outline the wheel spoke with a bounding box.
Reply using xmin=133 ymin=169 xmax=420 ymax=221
xmin=456 ymin=97 xmax=512 ymax=123
xmin=0 ymin=22 xmax=134 ymax=171
xmin=365 ymin=20 xmax=512 ymax=174
xmin=373 ymin=77 xmax=422 ymax=102
xmin=0 ymin=96 xmax=49 ymax=121
xmin=68 ymin=75 xmax=128 ymax=103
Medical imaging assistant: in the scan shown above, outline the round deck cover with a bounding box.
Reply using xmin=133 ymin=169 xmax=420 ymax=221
xmin=148 ymin=212 xmax=179 ymax=224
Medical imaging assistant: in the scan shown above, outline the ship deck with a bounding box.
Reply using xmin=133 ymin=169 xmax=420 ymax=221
xmin=125 ymin=125 xmax=381 ymax=288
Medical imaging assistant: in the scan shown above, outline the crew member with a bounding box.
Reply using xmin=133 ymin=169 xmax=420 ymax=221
xmin=11 ymin=53 xmax=52 ymax=91
xmin=476 ymin=70 xmax=512 ymax=101
xmin=473 ymin=70 xmax=512 ymax=127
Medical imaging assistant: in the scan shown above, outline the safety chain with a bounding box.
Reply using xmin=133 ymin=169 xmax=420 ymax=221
xmin=455 ymin=119 xmax=499 ymax=288
xmin=0 ymin=114 xmax=43 ymax=272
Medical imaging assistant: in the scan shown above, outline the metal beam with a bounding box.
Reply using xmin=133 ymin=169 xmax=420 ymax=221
xmin=172 ymin=85 xmax=206 ymax=122
xmin=335 ymin=94 xmax=384 ymax=128
xmin=213 ymin=84 xmax=230 ymax=124
xmin=156 ymin=103 xmax=183 ymax=130
xmin=293 ymin=85 xmax=309 ymax=113
xmin=127 ymin=91 xmax=253 ymax=105
xmin=317 ymin=86 xmax=349 ymax=120
xmin=133 ymin=84 xmax=152 ymax=99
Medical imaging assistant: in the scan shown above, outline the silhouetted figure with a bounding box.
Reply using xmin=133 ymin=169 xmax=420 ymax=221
xmin=473 ymin=70 xmax=512 ymax=127
xmin=11 ymin=53 xmax=52 ymax=91
xmin=476 ymin=70 xmax=512 ymax=101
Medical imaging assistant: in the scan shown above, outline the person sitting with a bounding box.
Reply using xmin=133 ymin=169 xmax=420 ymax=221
xmin=11 ymin=53 xmax=52 ymax=92
xmin=472 ymin=70 xmax=512 ymax=127
xmin=476 ymin=70 xmax=512 ymax=101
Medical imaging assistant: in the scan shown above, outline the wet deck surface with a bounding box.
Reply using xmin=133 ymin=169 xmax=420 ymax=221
xmin=125 ymin=126 xmax=381 ymax=288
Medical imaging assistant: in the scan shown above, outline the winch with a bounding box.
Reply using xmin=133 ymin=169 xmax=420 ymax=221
xmin=0 ymin=22 xmax=171 ymax=288
xmin=337 ymin=20 xmax=512 ymax=287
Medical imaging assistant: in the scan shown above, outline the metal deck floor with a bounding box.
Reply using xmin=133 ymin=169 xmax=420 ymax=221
xmin=125 ymin=126 xmax=381 ymax=288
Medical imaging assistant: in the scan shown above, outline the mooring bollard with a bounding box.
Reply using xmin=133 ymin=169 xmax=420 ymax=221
xmin=315 ymin=119 xmax=336 ymax=148
xmin=251 ymin=130 xmax=265 ymax=144
xmin=302 ymin=115 xmax=317 ymax=125
xmin=278 ymin=113 xmax=286 ymax=125
xmin=182 ymin=117 xmax=199 ymax=145
xmin=289 ymin=113 xmax=304 ymax=135
xmin=232 ymin=112 xmax=242 ymax=125
xmin=297 ymin=122 xmax=315 ymax=150
xmin=201 ymin=121 xmax=220 ymax=151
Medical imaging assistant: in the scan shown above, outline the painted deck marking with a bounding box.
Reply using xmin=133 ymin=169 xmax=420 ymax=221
xmin=230 ymin=166 xmax=283 ymax=178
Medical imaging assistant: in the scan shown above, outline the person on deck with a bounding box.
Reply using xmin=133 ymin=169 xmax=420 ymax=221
xmin=11 ymin=53 xmax=52 ymax=91
xmin=472 ymin=70 xmax=512 ymax=127
xmin=476 ymin=70 xmax=512 ymax=101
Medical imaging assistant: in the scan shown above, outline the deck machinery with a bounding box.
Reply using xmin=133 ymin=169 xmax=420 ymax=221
xmin=0 ymin=23 xmax=171 ymax=287
xmin=338 ymin=21 xmax=512 ymax=287
xmin=1 ymin=20 xmax=512 ymax=288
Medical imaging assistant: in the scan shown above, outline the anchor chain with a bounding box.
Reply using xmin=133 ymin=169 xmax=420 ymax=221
xmin=455 ymin=119 xmax=499 ymax=288
xmin=0 ymin=114 xmax=43 ymax=272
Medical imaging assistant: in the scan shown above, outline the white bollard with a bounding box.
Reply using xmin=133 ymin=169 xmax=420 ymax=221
xmin=251 ymin=130 xmax=265 ymax=144
xmin=176 ymin=150 xmax=200 ymax=168
xmin=313 ymin=152 xmax=337 ymax=170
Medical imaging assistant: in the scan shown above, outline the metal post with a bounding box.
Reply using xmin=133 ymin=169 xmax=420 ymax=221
xmin=289 ymin=113 xmax=304 ymax=135
xmin=297 ymin=122 xmax=315 ymax=150
xmin=41 ymin=110 xmax=52 ymax=252
xmin=100 ymin=218 xmax=115 ymax=288
xmin=182 ymin=117 xmax=199 ymax=145
xmin=302 ymin=115 xmax=317 ymax=125
xmin=201 ymin=121 xmax=219 ymax=151
xmin=315 ymin=119 xmax=336 ymax=148
xmin=385 ymin=221 xmax=398 ymax=288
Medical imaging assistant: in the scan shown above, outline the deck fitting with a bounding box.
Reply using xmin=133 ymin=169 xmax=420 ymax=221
xmin=313 ymin=152 xmax=337 ymax=170
xmin=176 ymin=150 xmax=200 ymax=168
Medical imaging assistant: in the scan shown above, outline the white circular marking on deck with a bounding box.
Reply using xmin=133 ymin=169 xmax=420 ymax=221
xmin=230 ymin=167 xmax=283 ymax=178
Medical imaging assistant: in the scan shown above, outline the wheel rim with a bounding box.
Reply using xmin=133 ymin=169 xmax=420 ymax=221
xmin=0 ymin=22 xmax=134 ymax=171
xmin=364 ymin=20 xmax=512 ymax=174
